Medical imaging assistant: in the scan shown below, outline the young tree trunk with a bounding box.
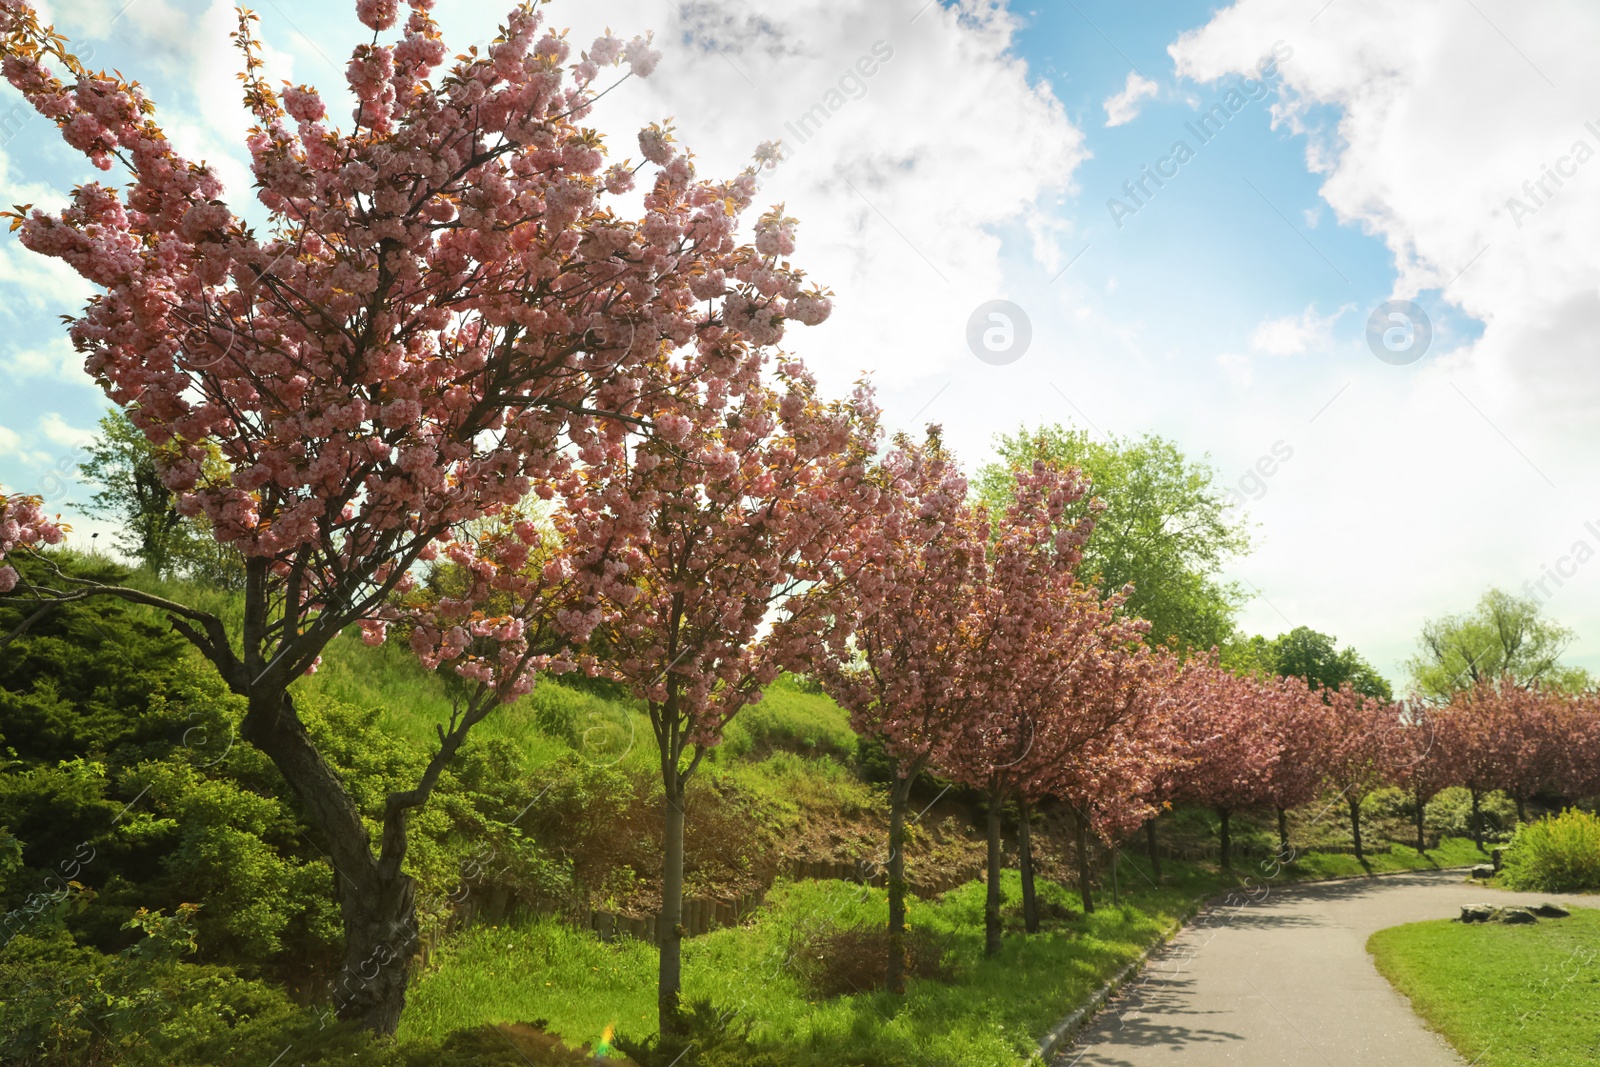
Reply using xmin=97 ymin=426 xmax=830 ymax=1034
xmin=1276 ymin=807 xmax=1290 ymax=857
xmin=983 ymin=795 xmax=1004 ymax=957
xmin=1018 ymin=799 xmax=1039 ymax=934
xmin=1414 ymin=788 xmax=1427 ymax=853
xmin=658 ymin=772 xmax=687 ymax=1036
xmin=1145 ymin=818 xmax=1162 ymax=883
xmin=1515 ymin=796 xmax=1528 ymax=824
xmin=885 ymin=771 xmax=913 ymax=994
xmin=1217 ymin=808 xmax=1232 ymax=871
xmin=1072 ymin=806 xmax=1095 ymax=914
xmin=1471 ymin=789 xmax=1484 ymax=851
xmin=1349 ymin=797 xmax=1364 ymax=863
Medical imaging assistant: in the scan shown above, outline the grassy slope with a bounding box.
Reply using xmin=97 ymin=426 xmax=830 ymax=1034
xmin=1368 ymin=908 xmax=1600 ymax=1067
xmin=401 ymin=839 xmax=1490 ymax=1067
xmin=401 ymin=864 xmax=1224 ymax=1067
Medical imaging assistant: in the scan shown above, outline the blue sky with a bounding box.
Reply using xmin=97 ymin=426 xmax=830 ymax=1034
xmin=3 ymin=0 xmax=1596 ymax=684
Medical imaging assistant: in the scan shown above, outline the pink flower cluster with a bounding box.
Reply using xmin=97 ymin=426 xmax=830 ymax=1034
xmin=0 ymin=489 xmax=66 ymax=593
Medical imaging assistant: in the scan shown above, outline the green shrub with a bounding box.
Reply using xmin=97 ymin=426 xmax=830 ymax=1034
xmin=1425 ymin=787 xmax=1518 ymax=842
xmin=787 ymin=919 xmax=956 ymax=998
xmin=1499 ymin=808 xmax=1600 ymax=892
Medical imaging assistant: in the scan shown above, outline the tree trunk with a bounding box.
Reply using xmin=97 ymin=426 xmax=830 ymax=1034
xmin=1349 ymin=797 xmax=1364 ymax=863
xmin=1110 ymin=846 xmax=1119 ymax=908
xmin=1019 ymin=799 xmax=1039 ymax=934
xmin=886 ymin=772 xmax=912 ymax=994
xmin=1276 ymin=807 xmax=1290 ymax=857
xmin=331 ymin=872 xmax=419 ymax=1034
xmin=1145 ymin=818 xmax=1162 ymax=883
xmin=1471 ymin=789 xmax=1484 ymax=851
xmin=1515 ymin=796 xmax=1527 ymax=824
xmin=658 ymin=775 xmax=687 ymax=1036
xmin=1072 ymin=807 xmax=1095 ymax=914
xmin=1414 ymin=788 xmax=1427 ymax=853
xmin=983 ymin=795 xmax=1004 ymax=957
xmin=1217 ymin=808 xmax=1232 ymax=871
xmin=242 ymin=689 xmax=417 ymax=1033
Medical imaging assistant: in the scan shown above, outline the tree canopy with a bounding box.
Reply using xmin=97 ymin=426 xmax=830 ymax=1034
xmin=1228 ymin=625 xmax=1394 ymax=702
xmin=975 ymin=424 xmax=1250 ymax=654
xmin=1406 ymin=588 xmax=1590 ymax=701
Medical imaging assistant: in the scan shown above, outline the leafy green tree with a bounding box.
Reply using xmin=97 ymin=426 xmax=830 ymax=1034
xmin=1267 ymin=626 xmax=1393 ymax=702
xmin=976 ymin=424 xmax=1250 ymax=652
xmin=77 ymin=410 xmax=243 ymax=588
xmin=1406 ymin=588 xmax=1589 ymax=701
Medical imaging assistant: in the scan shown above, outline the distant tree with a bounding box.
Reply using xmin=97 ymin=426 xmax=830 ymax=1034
xmin=975 ymin=424 xmax=1249 ymax=653
xmin=1320 ymin=688 xmax=1404 ymax=863
xmin=1391 ymin=703 xmax=1461 ymax=853
xmin=1407 ymin=588 xmax=1586 ymax=701
xmin=1259 ymin=626 xmax=1393 ymax=702
xmin=77 ymin=410 xmax=244 ymax=588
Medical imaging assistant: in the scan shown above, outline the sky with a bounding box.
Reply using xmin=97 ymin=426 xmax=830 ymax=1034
xmin=3 ymin=0 xmax=1598 ymax=687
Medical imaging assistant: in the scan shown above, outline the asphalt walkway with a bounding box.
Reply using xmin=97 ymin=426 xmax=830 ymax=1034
xmin=1057 ymin=867 xmax=1592 ymax=1066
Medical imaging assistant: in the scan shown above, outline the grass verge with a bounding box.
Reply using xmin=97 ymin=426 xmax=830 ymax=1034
xmin=1368 ymin=907 xmax=1600 ymax=1067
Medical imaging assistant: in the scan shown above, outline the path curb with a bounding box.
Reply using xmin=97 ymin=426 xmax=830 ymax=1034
xmin=1034 ymin=902 xmax=1200 ymax=1064
xmin=1033 ymin=863 xmax=1480 ymax=1064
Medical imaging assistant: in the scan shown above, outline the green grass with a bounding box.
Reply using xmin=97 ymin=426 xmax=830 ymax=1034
xmin=1278 ymin=836 xmax=1486 ymax=880
xmin=401 ymin=866 xmax=1226 ymax=1067
xmin=1368 ymin=907 xmax=1600 ymax=1067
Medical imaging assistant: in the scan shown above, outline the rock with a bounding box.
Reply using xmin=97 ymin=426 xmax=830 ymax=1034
xmin=1470 ymin=865 xmax=1495 ymax=880
xmin=1531 ymin=902 xmax=1571 ymax=918
xmin=1494 ymin=907 xmax=1538 ymax=925
xmin=1457 ymin=904 xmax=1496 ymax=923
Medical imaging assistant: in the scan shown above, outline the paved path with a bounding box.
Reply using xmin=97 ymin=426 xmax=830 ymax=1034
xmin=1057 ymin=868 xmax=1593 ymax=1066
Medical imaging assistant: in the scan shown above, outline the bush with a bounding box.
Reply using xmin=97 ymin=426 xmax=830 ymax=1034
xmin=1499 ymin=808 xmax=1600 ymax=892
xmin=787 ymin=920 xmax=956 ymax=999
xmin=1425 ymin=787 xmax=1518 ymax=842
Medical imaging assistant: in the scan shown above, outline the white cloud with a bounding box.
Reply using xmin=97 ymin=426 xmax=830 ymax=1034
xmin=0 ymin=423 xmax=48 ymax=467
xmin=1103 ymin=71 xmax=1159 ymax=127
xmin=1173 ymin=0 xmax=1600 ymax=678
xmin=1249 ymin=304 xmax=1341 ymax=356
xmin=5 ymin=336 xmax=89 ymax=382
xmin=38 ymin=412 xmax=95 ymax=449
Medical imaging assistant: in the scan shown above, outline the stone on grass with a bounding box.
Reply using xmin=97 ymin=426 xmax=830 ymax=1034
xmin=1470 ymin=865 xmax=1495 ymax=880
xmin=1456 ymin=904 xmax=1496 ymax=923
xmin=1531 ymin=902 xmax=1571 ymax=918
xmin=1494 ymin=907 xmax=1538 ymax=925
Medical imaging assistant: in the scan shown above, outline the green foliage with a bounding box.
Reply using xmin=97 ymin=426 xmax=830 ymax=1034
xmin=1426 ymin=787 xmax=1518 ymax=843
xmin=76 ymin=409 xmax=244 ymax=588
xmin=1231 ymin=625 xmax=1392 ymax=700
xmin=0 ymin=919 xmax=392 ymax=1067
xmin=1406 ymin=587 xmax=1589 ymax=701
xmin=1369 ymin=908 xmax=1600 ymax=1067
xmin=1499 ymin=809 xmax=1600 ymax=892
xmin=976 ymin=424 xmax=1250 ymax=653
